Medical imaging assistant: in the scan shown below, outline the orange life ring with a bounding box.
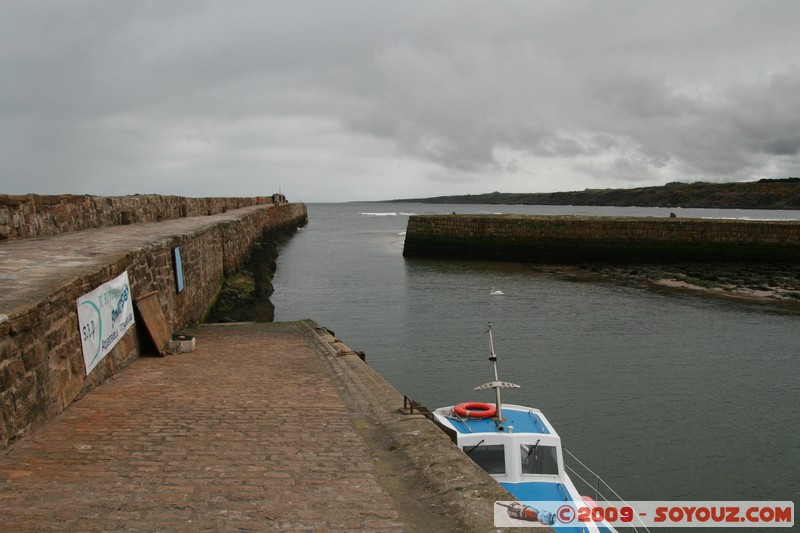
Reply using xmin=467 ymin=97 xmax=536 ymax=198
xmin=582 ymin=496 xmax=598 ymax=508
xmin=453 ymin=402 xmax=497 ymax=418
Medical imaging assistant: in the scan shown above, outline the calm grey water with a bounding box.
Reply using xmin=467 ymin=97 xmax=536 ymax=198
xmin=272 ymin=203 xmax=799 ymax=513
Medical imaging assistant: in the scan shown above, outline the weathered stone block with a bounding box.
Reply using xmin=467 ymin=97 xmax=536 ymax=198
xmin=19 ymin=340 xmax=46 ymax=373
xmin=0 ymin=356 xmax=25 ymax=391
xmin=12 ymin=371 xmax=39 ymax=412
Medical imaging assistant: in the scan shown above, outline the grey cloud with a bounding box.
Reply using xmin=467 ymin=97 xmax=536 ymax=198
xmin=760 ymin=138 xmax=800 ymax=157
xmin=2 ymin=1 xmax=800 ymax=200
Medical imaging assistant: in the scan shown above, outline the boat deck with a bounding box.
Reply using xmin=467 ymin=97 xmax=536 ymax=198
xmin=443 ymin=405 xmax=553 ymax=435
xmin=500 ymin=481 xmax=569 ymax=502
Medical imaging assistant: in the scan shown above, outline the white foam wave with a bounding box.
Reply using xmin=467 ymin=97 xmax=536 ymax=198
xmin=359 ymin=211 xmax=417 ymax=217
xmin=699 ymin=216 xmax=775 ymax=221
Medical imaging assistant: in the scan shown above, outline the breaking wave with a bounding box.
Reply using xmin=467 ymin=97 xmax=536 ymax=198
xmin=359 ymin=212 xmax=416 ymax=217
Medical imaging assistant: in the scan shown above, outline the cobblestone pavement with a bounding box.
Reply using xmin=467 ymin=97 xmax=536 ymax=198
xmin=0 ymin=321 xmax=408 ymax=531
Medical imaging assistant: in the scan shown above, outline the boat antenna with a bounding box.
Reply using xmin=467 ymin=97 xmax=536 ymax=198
xmin=474 ymin=322 xmax=519 ymax=423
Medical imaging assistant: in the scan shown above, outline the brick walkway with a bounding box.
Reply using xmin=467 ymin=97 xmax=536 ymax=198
xmin=0 ymin=321 xmax=407 ymax=531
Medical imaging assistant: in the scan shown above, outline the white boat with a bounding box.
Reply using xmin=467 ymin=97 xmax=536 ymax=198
xmin=432 ymin=324 xmax=645 ymax=532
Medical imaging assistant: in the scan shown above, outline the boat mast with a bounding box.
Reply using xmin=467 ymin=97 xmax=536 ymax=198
xmin=488 ymin=323 xmax=503 ymax=420
xmin=474 ymin=322 xmax=519 ymax=423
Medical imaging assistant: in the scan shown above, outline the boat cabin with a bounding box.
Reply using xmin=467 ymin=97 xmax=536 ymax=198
xmin=434 ymin=404 xmax=574 ymax=501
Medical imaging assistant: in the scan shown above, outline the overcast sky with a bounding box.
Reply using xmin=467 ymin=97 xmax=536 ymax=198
xmin=2 ymin=1 xmax=799 ymax=202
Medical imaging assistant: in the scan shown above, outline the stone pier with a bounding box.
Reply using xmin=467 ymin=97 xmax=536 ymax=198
xmin=1 ymin=199 xmax=307 ymax=447
xmin=404 ymin=214 xmax=800 ymax=263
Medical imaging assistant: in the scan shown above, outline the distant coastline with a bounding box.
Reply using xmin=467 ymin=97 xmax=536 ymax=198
xmin=386 ymin=177 xmax=800 ymax=210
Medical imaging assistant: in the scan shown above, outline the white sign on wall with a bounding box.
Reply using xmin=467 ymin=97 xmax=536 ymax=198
xmin=76 ymin=271 xmax=136 ymax=375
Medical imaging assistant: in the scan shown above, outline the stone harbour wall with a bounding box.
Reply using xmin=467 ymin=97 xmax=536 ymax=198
xmin=403 ymin=214 xmax=800 ymax=263
xmin=0 ymin=194 xmax=281 ymax=241
xmin=0 ymin=200 xmax=307 ymax=447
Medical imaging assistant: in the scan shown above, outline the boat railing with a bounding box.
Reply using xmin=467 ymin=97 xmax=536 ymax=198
xmin=563 ymin=448 xmax=651 ymax=533
xmin=526 ymin=409 xmax=547 ymax=433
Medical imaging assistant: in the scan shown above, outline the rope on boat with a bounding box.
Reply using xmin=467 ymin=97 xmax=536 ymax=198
xmin=564 ymin=448 xmax=651 ymax=533
xmin=443 ymin=409 xmax=474 ymax=432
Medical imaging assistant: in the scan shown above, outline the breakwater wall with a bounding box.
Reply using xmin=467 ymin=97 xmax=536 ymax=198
xmin=0 ymin=198 xmax=307 ymax=447
xmin=403 ymin=214 xmax=800 ymax=263
xmin=0 ymin=193 xmax=277 ymax=241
